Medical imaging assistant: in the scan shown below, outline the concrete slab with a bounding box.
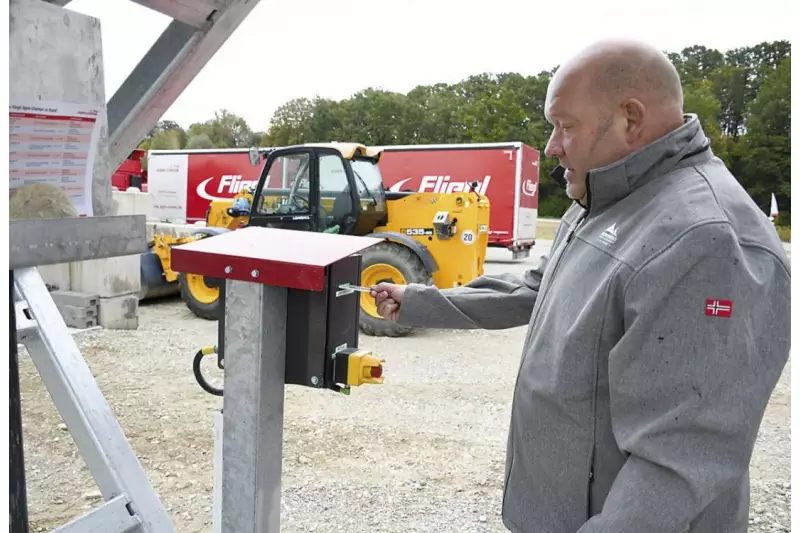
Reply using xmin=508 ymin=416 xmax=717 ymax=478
xmin=70 ymin=255 xmax=141 ymax=299
xmin=38 ymin=264 xmax=71 ymax=292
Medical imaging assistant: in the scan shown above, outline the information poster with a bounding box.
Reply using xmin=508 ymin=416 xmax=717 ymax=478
xmin=9 ymin=100 xmax=102 ymax=217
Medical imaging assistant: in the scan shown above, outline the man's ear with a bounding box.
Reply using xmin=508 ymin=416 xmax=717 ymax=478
xmin=621 ymin=98 xmax=646 ymax=140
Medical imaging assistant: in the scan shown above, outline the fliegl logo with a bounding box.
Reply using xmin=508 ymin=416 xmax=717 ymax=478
xmin=521 ymin=179 xmax=537 ymax=198
xmin=196 ymin=174 xmax=258 ymax=201
xmin=389 ymin=175 xmax=492 ymax=195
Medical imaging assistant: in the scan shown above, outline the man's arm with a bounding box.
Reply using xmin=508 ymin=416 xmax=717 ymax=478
xmin=578 ymin=224 xmax=791 ymax=532
xmin=395 ymin=254 xmax=549 ymax=330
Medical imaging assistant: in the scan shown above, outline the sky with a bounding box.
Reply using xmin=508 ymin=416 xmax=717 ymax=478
xmin=64 ymin=0 xmax=796 ymax=134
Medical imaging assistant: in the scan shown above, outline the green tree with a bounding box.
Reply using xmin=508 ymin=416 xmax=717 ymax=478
xmin=668 ymin=45 xmax=726 ymax=83
xmin=262 ymin=98 xmax=315 ymax=146
xmin=148 ymin=129 xmax=184 ymax=150
xmin=717 ymin=40 xmax=790 ymax=137
xmin=186 ymin=133 xmax=214 ymax=149
xmin=188 ymin=109 xmax=256 ymax=148
xmin=737 ymin=56 xmax=791 ymax=214
xmin=138 ymin=120 xmax=186 ymax=150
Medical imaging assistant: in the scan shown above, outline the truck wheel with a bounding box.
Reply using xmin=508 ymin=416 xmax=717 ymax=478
xmin=179 ymin=272 xmax=222 ymax=320
xmin=358 ymin=242 xmax=431 ymax=337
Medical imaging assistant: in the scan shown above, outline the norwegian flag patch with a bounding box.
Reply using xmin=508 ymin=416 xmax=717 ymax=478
xmin=705 ymin=299 xmax=733 ymax=318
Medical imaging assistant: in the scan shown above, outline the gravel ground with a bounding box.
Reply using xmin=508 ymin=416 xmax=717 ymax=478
xmin=16 ymin=247 xmax=791 ymax=533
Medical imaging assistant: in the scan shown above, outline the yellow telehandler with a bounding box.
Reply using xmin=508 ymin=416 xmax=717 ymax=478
xmin=146 ymin=142 xmax=491 ymax=337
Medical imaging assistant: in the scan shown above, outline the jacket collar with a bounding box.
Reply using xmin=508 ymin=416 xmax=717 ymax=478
xmin=550 ymin=114 xmax=712 ymax=214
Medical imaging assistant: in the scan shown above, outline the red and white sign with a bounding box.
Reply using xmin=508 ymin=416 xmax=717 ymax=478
xmin=705 ymin=299 xmax=733 ymax=318
xmin=9 ymin=99 xmax=102 ymax=217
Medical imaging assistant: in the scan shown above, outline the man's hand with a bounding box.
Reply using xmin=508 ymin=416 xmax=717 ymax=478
xmin=369 ymin=282 xmax=406 ymax=322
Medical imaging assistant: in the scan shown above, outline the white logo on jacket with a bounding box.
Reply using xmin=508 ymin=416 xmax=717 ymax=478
xmin=599 ymin=223 xmax=618 ymax=246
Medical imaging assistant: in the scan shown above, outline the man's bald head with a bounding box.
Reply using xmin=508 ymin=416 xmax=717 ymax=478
xmin=560 ymin=39 xmax=684 ymax=115
xmin=548 ymin=40 xmax=683 ymax=129
xmin=543 ymin=39 xmax=688 ymax=203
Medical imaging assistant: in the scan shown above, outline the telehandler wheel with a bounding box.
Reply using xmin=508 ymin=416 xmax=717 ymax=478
xmin=358 ymin=242 xmax=431 ymax=337
xmin=179 ymin=272 xmax=222 ymax=320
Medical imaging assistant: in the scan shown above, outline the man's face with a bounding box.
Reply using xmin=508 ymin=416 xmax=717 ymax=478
xmin=543 ymin=71 xmax=631 ymax=203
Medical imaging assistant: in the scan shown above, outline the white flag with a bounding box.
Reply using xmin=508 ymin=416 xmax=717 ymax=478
xmin=770 ymin=193 xmax=779 ymax=218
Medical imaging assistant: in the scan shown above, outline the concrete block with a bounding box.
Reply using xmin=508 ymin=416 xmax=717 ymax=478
xmin=112 ymin=190 xmax=138 ymax=216
xmin=64 ymin=315 xmax=98 ymax=329
xmin=111 ymin=188 xmax=155 ymax=219
xmin=70 ymin=254 xmax=141 ymax=298
xmin=98 ymin=293 xmax=139 ymax=330
xmin=39 ymin=263 xmax=71 ymax=291
xmin=118 ymin=188 xmax=157 ymax=221
xmin=58 ymin=304 xmax=97 ymax=321
xmin=134 ymin=190 xmax=156 ymax=221
xmin=50 ymin=290 xmax=99 ymax=308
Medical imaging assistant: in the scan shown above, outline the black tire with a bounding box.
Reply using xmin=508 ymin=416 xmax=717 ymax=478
xmin=193 ymin=349 xmax=223 ymax=396
xmin=358 ymin=242 xmax=431 ymax=337
xmin=178 ymin=272 xmax=222 ymax=320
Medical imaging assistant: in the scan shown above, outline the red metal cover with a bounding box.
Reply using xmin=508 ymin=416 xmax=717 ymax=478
xmin=170 ymin=227 xmax=384 ymax=291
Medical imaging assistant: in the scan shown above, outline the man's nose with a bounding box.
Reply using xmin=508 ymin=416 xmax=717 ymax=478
xmin=544 ymin=136 xmax=563 ymax=158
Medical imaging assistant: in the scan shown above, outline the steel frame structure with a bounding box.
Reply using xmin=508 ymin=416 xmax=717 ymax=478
xmin=10 ymin=0 xmax=265 ymax=530
xmin=43 ymin=0 xmax=265 ymax=172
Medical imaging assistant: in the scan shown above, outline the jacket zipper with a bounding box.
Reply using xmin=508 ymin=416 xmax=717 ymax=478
xmin=524 ymin=208 xmax=587 ymax=333
xmin=501 ymin=202 xmax=588 ymax=515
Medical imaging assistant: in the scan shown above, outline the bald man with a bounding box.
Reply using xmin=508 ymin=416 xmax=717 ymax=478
xmin=371 ymin=39 xmax=790 ymax=532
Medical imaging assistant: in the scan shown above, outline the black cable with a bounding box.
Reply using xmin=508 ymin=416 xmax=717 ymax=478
xmin=193 ymin=349 xmax=223 ymax=397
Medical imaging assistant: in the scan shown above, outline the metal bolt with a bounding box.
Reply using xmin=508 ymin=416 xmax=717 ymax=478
xmin=251 ymin=269 xmax=259 ymax=278
xmin=310 ymin=376 xmax=319 ymax=385
xmin=224 ymin=266 xmax=232 ymax=274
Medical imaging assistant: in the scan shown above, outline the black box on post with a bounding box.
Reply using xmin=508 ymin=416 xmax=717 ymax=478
xmin=216 ymin=253 xmax=363 ymax=391
xmin=285 ymin=253 xmax=362 ymax=389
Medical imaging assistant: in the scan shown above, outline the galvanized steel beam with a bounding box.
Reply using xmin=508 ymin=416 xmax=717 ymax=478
xmin=220 ymin=278 xmax=286 ymax=533
xmin=106 ymin=0 xmax=264 ymax=172
xmin=9 ymin=216 xmax=147 ymax=269
xmin=128 ymin=0 xmax=225 ymax=28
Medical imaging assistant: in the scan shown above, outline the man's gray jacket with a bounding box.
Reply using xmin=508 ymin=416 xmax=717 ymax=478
xmin=396 ymin=115 xmax=791 ymax=532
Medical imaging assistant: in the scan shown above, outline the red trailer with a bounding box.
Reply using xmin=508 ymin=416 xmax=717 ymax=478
xmin=145 ymin=141 xmax=540 ymax=258
xmin=375 ymin=142 xmax=540 ymax=258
